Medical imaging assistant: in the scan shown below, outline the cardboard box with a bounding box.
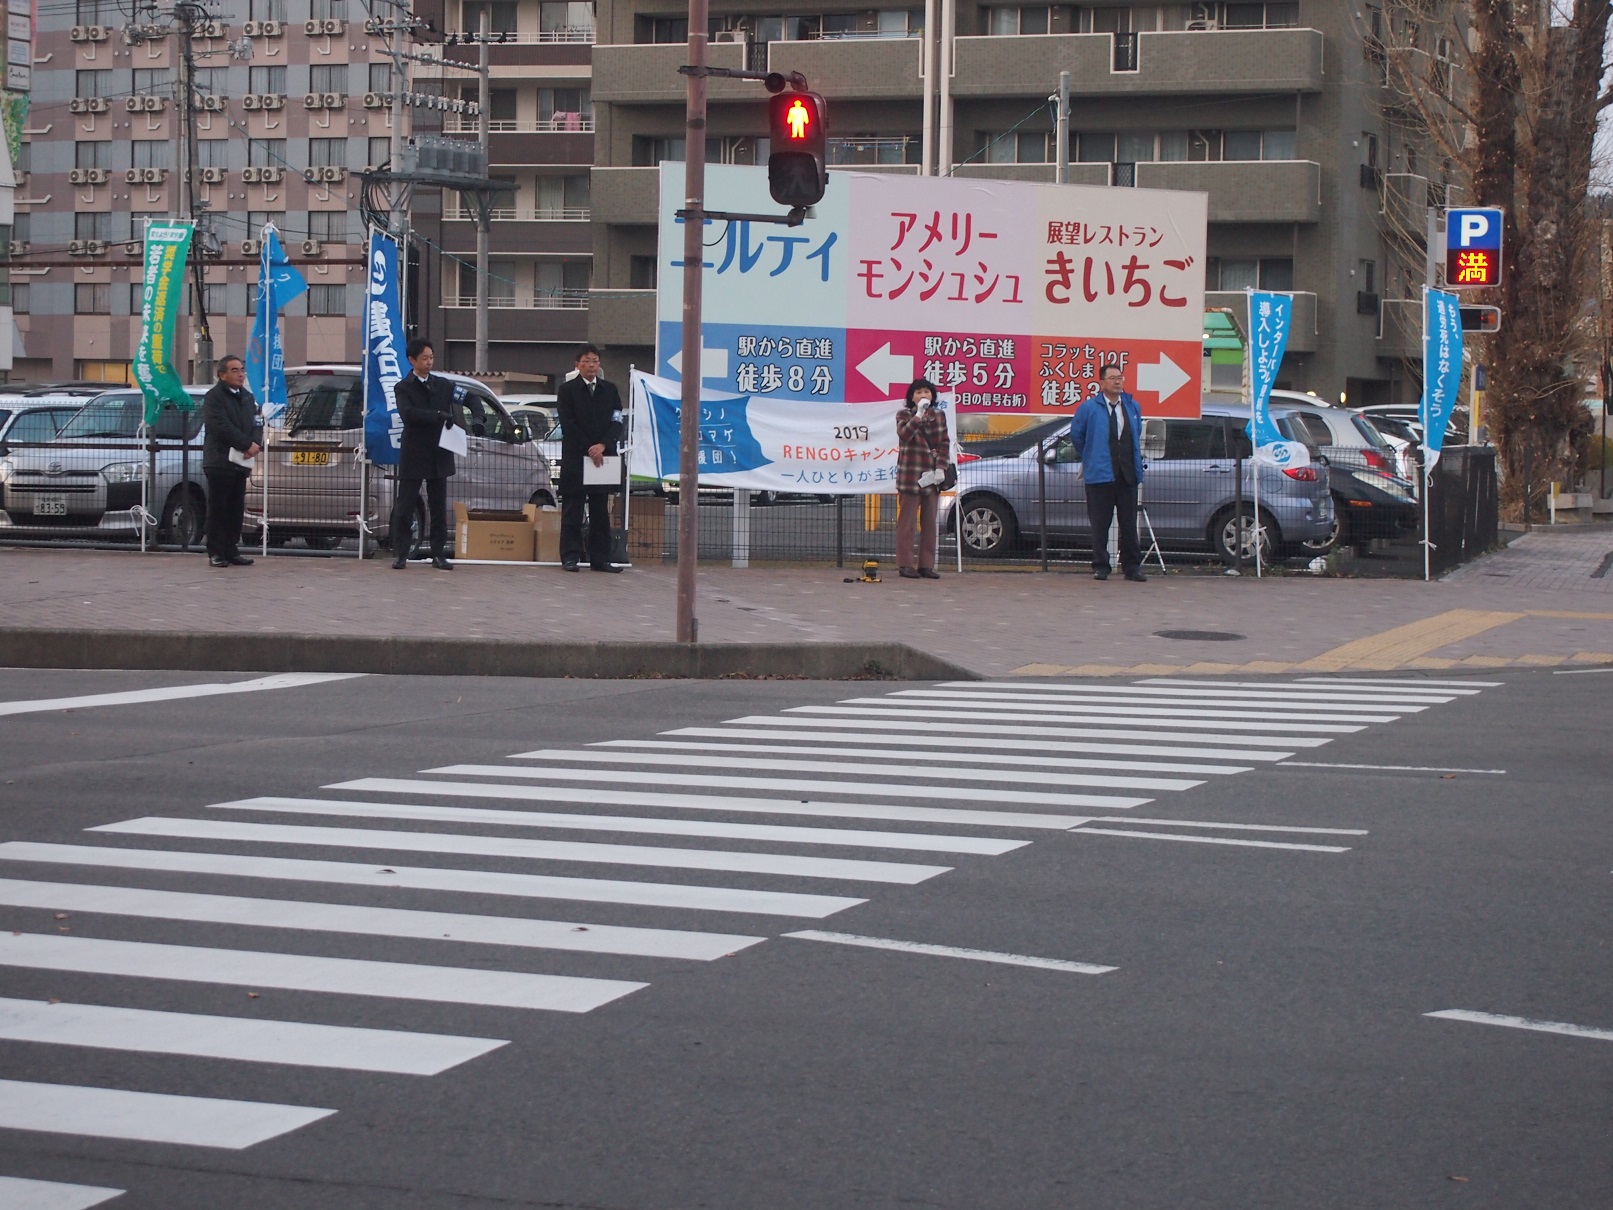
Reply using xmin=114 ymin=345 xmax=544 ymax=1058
xmin=627 ymin=495 xmax=666 ymax=561
xmin=453 ymin=502 xmax=536 ymax=562
xmin=534 ymin=505 xmax=562 ymax=563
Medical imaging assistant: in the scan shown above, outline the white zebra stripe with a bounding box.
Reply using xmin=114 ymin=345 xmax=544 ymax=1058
xmin=0 ymin=1175 xmax=126 ymax=1210
xmin=783 ymin=705 xmax=1366 ymax=734
xmin=719 ymin=714 xmax=1333 ymax=747
xmin=663 ymin=726 xmax=1292 ymax=762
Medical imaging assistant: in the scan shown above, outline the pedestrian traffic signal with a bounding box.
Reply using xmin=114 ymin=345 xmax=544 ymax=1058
xmin=1459 ymin=305 xmax=1501 ymax=333
xmin=768 ymin=90 xmax=827 ymax=208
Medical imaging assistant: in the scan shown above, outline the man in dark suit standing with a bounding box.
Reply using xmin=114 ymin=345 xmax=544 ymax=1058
xmin=200 ymin=354 xmax=261 ymax=568
xmin=389 ymin=337 xmax=458 ymax=571
xmin=555 ymin=343 xmax=624 ymax=573
xmin=1068 ymin=362 xmax=1147 ymax=582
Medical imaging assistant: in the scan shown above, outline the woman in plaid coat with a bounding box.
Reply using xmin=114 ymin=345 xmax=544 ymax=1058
xmin=894 ymin=378 xmax=950 ymax=579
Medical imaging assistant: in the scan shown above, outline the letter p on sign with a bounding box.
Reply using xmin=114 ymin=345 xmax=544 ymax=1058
xmin=1445 ymin=207 xmax=1503 ymax=288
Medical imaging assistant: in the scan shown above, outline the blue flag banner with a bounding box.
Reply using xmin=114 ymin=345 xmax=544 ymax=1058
xmin=1421 ymin=288 xmax=1464 ymax=471
xmin=244 ymin=226 xmax=308 ymax=421
xmin=629 ymin=369 xmax=923 ymax=494
xmin=363 ymin=231 xmax=407 ymax=466
xmin=1247 ymin=289 xmax=1293 ymax=448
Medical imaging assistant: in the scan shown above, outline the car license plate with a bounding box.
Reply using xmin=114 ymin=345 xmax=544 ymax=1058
xmin=32 ymin=495 xmax=67 ymax=517
xmin=291 ymin=451 xmax=331 ymax=466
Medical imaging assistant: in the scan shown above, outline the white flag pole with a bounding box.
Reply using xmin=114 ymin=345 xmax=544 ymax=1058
xmin=1422 ymin=286 xmax=1431 ymax=583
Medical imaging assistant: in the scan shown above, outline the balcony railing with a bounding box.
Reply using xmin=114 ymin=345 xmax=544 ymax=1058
xmin=442 ymin=26 xmax=595 ymax=44
xmin=443 ymin=115 xmax=594 ymax=134
xmin=444 ymin=205 xmax=591 ymax=222
xmin=444 ymin=290 xmax=589 ymax=310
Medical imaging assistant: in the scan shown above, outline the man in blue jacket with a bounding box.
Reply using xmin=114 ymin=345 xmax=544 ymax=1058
xmin=1068 ymin=363 xmax=1146 ymax=582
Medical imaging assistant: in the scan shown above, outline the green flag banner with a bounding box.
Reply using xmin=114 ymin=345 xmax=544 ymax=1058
xmin=134 ymin=221 xmax=195 ymax=425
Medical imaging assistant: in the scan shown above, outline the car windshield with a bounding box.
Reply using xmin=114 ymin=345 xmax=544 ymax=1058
xmin=284 ymin=374 xmax=364 ymax=434
xmin=1351 ymin=415 xmax=1392 ymax=447
xmin=56 ymin=395 xmax=202 ymax=440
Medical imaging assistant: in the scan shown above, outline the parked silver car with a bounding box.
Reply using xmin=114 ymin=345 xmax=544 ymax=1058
xmin=244 ymin=366 xmax=556 ymax=550
xmin=943 ymin=402 xmax=1335 ymax=563
xmin=0 ymin=396 xmax=86 ymax=452
xmin=0 ymin=388 xmax=209 ymax=544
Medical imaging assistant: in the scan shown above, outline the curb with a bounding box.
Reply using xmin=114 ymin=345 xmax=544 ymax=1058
xmin=0 ymin=629 xmax=980 ymax=683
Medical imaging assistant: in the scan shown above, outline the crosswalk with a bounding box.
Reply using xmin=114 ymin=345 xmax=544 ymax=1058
xmin=0 ymin=671 xmax=1496 ymax=1202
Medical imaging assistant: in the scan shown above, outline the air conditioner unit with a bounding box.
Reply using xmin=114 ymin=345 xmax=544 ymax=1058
xmin=70 ymin=25 xmax=90 ymax=41
xmin=200 ymin=166 xmax=225 ymax=184
xmin=241 ymin=239 xmax=260 ymax=255
xmin=714 ymin=30 xmax=745 ymax=43
xmin=242 ymin=20 xmax=261 ymax=36
xmin=143 ymin=95 xmax=165 ymax=112
xmin=8 ymin=241 xmax=29 ymax=256
xmin=302 ymin=166 xmax=319 ymax=183
xmin=123 ymin=240 xmax=142 ymax=256
xmin=198 ymin=20 xmax=224 ymax=37
xmin=321 ymin=92 xmax=344 ymax=108
xmin=321 ymin=19 xmax=344 ymax=35
xmin=262 ymin=93 xmax=284 ymax=110
xmin=259 ymin=167 xmax=285 ymax=183
xmin=69 ymin=98 xmax=88 ymax=113
xmin=87 ymin=24 xmax=109 ymax=41
xmin=363 ymin=18 xmax=382 ymax=34
xmin=242 ymin=93 xmax=261 ymax=109
xmin=68 ymin=240 xmax=87 ymax=256
xmin=88 ymin=97 xmax=111 ymax=113
xmin=261 ymin=19 xmax=283 ymax=36
xmin=124 ymin=168 xmax=143 ymax=184
xmin=85 ymin=240 xmax=108 ymax=255
xmin=199 ymin=94 xmax=227 ymax=111
xmin=69 ymin=168 xmax=88 ymax=183
xmin=89 ymin=168 xmax=110 ymax=184
xmin=303 ymin=19 xmax=321 ymax=34
xmin=242 ymin=166 xmax=262 ymax=182
xmin=302 ymin=239 xmax=323 ymax=256
xmin=304 ymin=92 xmax=323 ymax=108
xmin=363 ymin=91 xmax=385 ymax=109
xmin=320 ymin=166 xmax=346 ymax=183
xmin=142 ymin=167 xmax=167 ymax=184
xmin=125 ymin=96 xmax=144 ymax=112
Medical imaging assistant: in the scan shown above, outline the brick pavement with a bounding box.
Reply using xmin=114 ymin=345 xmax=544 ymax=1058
xmin=2 ymin=526 xmax=1612 ymax=677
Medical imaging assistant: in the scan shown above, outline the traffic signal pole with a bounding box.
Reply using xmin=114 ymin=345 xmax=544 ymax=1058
xmin=676 ymin=0 xmax=709 ymax=643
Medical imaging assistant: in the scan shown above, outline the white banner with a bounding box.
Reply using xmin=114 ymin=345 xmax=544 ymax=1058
xmin=630 ymin=370 xmax=954 ymax=495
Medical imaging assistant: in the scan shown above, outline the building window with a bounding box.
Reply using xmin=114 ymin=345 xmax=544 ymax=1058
xmin=196 ymin=139 xmax=229 ymax=169
xmin=307 ymin=284 xmax=346 ymax=316
xmin=540 ymin=2 xmax=594 ymax=38
xmin=629 ymin=256 xmax=657 ymax=290
xmin=75 ymin=213 xmax=112 ymax=242
xmin=249 ymin=0 xmax=286 ymax=18
xmin=75 ymin=361 xmax=134 ymax=384
xmin=537 ymin=88 xmax=591 ymax=127
xmin=309 ymin=65 xmax=349 ymax=94
xmin=10 ymin=283 xmax=28 ymax=314
xmin=633 ymin=137 xmax=684 ymax=166
xmin=310 ymin=0 xmax=346 ymax=20
xmin=367 ymin=137 xmax=391 ymax=170
xmin=250 ymin=66 xmax=287 ymax=95
xmin=129 ymin=282 xmax=145 ymax=314
xmin=75 ymin=70 xmax=111 ymax=99
xmin=640 ymin=15 xmax=687 ymax=43
xmin=132 ymin=141 xmax=171 ymax=169
xmin=535 ymin=174 xmax=590 ymax=216
xmin=308 ymin=137 xmax=345 ymax=168
xmin=462 ymin=1 xmax=519 ymax=35
xmin=196 ymin=282 xmax=227 ymax=318
xmin=369 ymin=64 xmax=393 ymax=93
xmin=192 ymin=67 xmax=228 ymax=95
xmin=76 ymin=0 xmax=115 ymax=23
xmin=132 ymin=69 xmax=171 ymax=97
xmin=75 ymin=283 xmax=111 ymax=314
xmin=248 ymin=139 xmax=286 ymax=168
xmin=75 ymin=142 xmax=111 ymax=170
xmin=1206 ymin=257 xmax=1292 ymax=291
xmin=307 ymin=211 xmax=348 ymax=242
xmin=1076 ymin=132 xmax=1116 ymax=163
xmin=982 ymin=131 xmax=1049 ymax=163
xmin=1224 ymin=3 xmax=1299 ymax=28
xmin=536 ymin=260 xmax=589 ymax=303
xmin=247 ymin=212 xmax=273 ymax=239
xmin=11 ymin=213 xmax=28 ymax=243
xmin=1358 ymin=259 xmax=1376 ymax=295
xmin=829 ymin=135 xmax=918 ymax=166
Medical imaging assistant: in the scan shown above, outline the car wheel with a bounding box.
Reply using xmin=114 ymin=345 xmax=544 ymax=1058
xmin=816 ymin=494 xmax=835 ymax=504
xmin=960 ymin=495 xmax=1016 ymax=558
xmin=753 ymin=490 xmax=781 ymax=506
xmin=1210 ymin=505 xmax=1277 ymax=564
xmin=159 ymin=486 xmax=205 ymax=547
xmin=1298 ymin=513 xmax=1340 ymax=555
xmin=304 ymin=534 xmax=342 ymax=551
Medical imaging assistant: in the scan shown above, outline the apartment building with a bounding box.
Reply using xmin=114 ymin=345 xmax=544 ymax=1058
xmin=9 ymin=0 xmax=594 ymax=385
xmin=589 ymin=0 xmax=1449 ymax=406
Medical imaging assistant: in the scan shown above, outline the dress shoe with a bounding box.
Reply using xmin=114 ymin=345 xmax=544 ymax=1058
xmin=561 ymin=560 xmax=580 ymax=572
xmin=590 ymin=562 xmax=622 ymax=573
xmin=1093 ymin=568 xmax=1110 ymax=581
xmin=898 ymin=567 xmax=921 ymax=579
xmin=227 ymin=555 xmax=254 ymax=567
xmin=1124 ymin=570 xmax=1148 ymax=583
xmin=391 ymin=552 xmax=408 ymax=569
xmin=918 ymin=568 xmax=941 ymax=580
xmin=208 ymin=555 xmax=232 ymax=568
xmin=432 ymin=554 xmax=453 ymax=571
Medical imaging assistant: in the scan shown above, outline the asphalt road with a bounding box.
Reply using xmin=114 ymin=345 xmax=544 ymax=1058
xmin=0 ymin=667 xmax=1607 ymax=1209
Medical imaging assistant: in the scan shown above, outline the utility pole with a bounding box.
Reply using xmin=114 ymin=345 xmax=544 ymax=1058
xmin=676 ymin=0 xmax=708 ymax=643
xmin=1055 ymin=70 xmax=1069 ymax=185
xmin=176 ymin=3 xmax=210 ymax=380
xmin=474 ymin=8 xmax=490 ymax=373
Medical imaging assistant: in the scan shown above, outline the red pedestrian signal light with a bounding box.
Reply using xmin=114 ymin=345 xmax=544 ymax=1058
xmin=768 ymin=90 xmax=827 ymax=208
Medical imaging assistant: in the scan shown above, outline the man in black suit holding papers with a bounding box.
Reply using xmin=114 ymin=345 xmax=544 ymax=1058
xmin=556 ymin=344 xmax=624 ymax=573
xmin=389 ymin=337 xmax=458 ymax=571
xmin=201 ymin=354 xmax=261 ymax=568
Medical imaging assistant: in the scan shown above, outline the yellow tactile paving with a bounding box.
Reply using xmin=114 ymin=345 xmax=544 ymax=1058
xmin=1006 ymin=650 xmax=1613 ymax=678
xmin=1296 ymin=609 xmax=1526 ymax=672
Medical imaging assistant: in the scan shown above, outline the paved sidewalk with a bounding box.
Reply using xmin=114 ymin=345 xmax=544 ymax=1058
xmin=2 ymin=526 xmax=1612 ymax=677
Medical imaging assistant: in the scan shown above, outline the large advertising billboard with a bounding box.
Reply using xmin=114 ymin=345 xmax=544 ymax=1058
xmin=656 ymin=165 xmax=1207 ymax=417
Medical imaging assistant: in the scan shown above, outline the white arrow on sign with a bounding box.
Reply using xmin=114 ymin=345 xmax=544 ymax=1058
xmin=1135 ymin=354 xmax=1191 ymax=402
xmin=666 ymin=346 xmax=731 ymax=381
xmin=855 ymin=343 xmax=914 ymax=394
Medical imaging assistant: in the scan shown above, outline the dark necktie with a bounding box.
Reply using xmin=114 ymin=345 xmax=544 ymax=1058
xmin=1110 ymin=403 xmax=1122 ymax=441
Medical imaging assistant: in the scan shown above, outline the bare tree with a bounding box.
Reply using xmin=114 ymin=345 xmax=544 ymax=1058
xmin=1377 ymin=0 xmax=1610 ymax=517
